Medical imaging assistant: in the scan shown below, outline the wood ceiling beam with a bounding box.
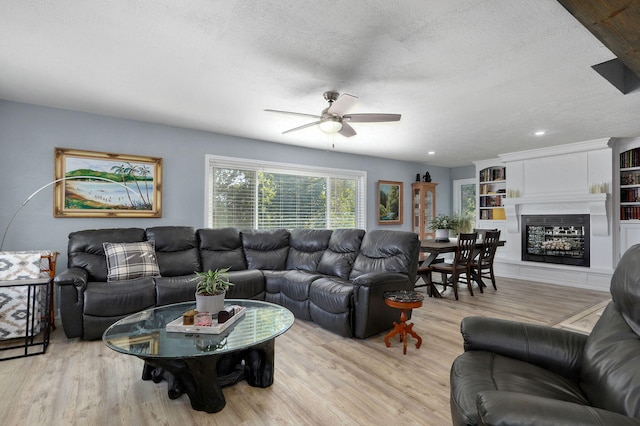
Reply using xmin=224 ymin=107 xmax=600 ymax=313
xmin=557 ymin=0 xmax=640 ymax=78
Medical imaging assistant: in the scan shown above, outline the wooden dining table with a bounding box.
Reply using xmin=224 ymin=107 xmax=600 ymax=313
xmin=419 ymin=238 xmax=505 ymax=297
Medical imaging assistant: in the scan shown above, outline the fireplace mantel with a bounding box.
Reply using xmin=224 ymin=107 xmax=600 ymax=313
xmin=502 ymin=193 xmax=609 ymax=236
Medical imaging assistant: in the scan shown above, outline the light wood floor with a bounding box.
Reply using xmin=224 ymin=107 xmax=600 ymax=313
xmin=0 ymin=278 xmax=609 ymax=426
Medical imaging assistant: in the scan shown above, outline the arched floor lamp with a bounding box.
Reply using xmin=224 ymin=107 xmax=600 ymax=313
xmin=1 ymin=176 xmax=143 ymax=251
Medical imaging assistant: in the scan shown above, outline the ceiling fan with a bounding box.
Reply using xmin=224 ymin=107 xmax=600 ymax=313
xmin=265 ymin=91 xmax=401 ymax=137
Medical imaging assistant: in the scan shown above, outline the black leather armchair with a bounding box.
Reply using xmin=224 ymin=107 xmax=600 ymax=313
xmin=449 ymin=243 xmax=640 ymax=425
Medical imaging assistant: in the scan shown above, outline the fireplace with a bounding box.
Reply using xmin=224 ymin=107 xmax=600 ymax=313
xmin=521 ymin=214 xmax=590 ymax=267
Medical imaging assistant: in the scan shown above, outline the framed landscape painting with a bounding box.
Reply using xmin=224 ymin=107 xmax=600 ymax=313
xmin=54 ymin=148 xmax=162 ymax=218
xmin=378 ymin=180 xmax=403 ymax=225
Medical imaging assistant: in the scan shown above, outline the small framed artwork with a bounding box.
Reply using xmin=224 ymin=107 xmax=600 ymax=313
xmin=54 ymin=148 xmax=162 ymax=218
xmin=378 ymin=180 xmax=403 ymax=225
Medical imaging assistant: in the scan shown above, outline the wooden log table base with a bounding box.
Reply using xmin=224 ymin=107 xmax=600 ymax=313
xmin=383 ymin=291 xmax=424 ymax=355
xmin=140 ymin=340 xmax=275 ymax=413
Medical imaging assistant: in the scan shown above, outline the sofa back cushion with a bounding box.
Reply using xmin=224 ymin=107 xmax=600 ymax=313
xmin=198 ymin=228 xmax=247 ymax=271
xmin=68 ymin=228 xmax=146 ymax=281
xmin=241 ymin=229 xmax=290 ymax=270
xmin=286 ymin=229 xmax=332 ymax=271
xmin=317 ymin=229 xmax=365 ymax=279
xmin=579 ymin=244 xmax=640 ymax=418
xmin=146 ymin=226 xmax=200 ymax=276
xmin=349 ymin=230 xmax=420 ymax=281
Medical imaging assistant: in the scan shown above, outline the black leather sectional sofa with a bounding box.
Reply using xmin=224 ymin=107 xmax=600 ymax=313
xmin=55 ymin=226 xmax=420 ymax=340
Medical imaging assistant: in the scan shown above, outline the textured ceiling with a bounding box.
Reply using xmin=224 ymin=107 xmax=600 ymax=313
xmin=1 ymin=0 xmax=639 ymax=167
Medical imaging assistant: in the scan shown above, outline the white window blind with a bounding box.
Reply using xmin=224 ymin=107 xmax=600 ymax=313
xmin=206 ymin=155 xmax=366 ymax=230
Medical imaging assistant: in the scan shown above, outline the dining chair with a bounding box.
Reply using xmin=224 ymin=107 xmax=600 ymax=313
xmin=429 ymin=232 xmax=477 ymax=300
xmin=473 ymin=228 xmax=497 ymax=241
xmin=415 ymin=262 xmax=439 ymax=297
xmin=470 ymin=229 xmax=501 ymax=291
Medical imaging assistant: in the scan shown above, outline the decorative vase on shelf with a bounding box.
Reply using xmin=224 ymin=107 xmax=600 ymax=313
xmin=435 ymin=229 xmax=450 ymax=242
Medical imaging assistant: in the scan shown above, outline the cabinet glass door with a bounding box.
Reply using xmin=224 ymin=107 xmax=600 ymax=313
xmin=424 ymin=190 xmax=433 ymax=237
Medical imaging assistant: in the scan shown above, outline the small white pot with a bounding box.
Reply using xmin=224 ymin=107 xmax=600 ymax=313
xmin=435 ymin=229 xmax=450 ymax=242
xmin=195 ymin=291 xmax=225 ymax=316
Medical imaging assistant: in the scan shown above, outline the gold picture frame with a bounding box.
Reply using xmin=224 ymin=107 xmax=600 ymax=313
xmin=378 ymin=180 xmax=403 ymax=225
xmin=54 ymin=148 xmax=162 ymax=218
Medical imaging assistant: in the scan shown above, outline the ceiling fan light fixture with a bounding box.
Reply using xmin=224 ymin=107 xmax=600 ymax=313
xmin=268 ymin=92 xmax=400 ymax=138
xmin=319 ymin=116 xmax=343 ymax=134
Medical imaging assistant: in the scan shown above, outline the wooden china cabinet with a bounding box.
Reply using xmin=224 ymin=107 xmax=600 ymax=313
xmin=411 ymin=182 xmax=437 ymax=240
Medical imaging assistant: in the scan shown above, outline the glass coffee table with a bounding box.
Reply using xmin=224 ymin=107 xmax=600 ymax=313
xmin=103 ymin=299 xmax=294 ymax=413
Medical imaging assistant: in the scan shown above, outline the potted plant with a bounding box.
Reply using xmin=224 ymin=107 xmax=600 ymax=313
xmin=192 ymin=268 xmax=233 ymax=315
xmin=429 ymin=214 xmax=460 ymax=242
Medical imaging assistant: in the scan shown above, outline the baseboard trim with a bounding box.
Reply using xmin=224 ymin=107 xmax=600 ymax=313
xmin=494 ymin=259 xmax=613 ymax=292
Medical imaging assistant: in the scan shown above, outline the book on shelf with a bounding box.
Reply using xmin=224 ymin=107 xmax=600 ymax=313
xmin=620 ymin=148 xmax=640 ymax=169
xmin=621 ymin=172 xmax=640 ymax=185
xmin=493 ymin=208 xmax=506 ymax=220
xmin=621 ymin=188 xmax=640 ymax=202
xmin=479 ymin=167 xmax=506 ymax=182
xmin=621 ymin=206 xmax=640 ymax=220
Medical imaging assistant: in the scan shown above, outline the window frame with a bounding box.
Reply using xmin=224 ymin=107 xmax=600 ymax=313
xmin=205 ymin=155 xmax=367 ymax=230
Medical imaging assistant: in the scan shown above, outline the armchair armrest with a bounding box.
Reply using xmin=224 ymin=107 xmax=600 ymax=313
xmin=477 ymin=391 xmax=640 ymax=426
xmin=461 ymin=317 xmax=588 ymax=381
xmin=54 ymin=267 xmax=89 ymax=290
xmin=352 ymin=272 xmax=410 ymax=287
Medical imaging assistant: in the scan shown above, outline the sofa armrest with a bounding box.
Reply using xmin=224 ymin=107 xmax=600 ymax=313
xmin=351 ymin=272 xmax=413 ymax=339
xmin=461 ymin=316 xmax=588 ymax=381
xmin=352 ymin=272 xmax=410 ymax=287
xmin=54 ymin=267 xmax=89 ymax=290
xmin=54 ymin=267 xmax=89 ymax=339
xmin=476 ymin=391 xmax=640 ymax=426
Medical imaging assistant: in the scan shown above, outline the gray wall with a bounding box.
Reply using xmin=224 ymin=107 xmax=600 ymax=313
xmin=1 ymin=100 xmax=454 ymax=269
xmin=451 ymin=164 xmax=475 ymax=180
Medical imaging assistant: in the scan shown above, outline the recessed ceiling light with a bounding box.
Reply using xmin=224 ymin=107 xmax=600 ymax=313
xmin=534 ymin=130 xmax=546 ymax=136
xmin=428 ymin=151 xmax=435 ymax=155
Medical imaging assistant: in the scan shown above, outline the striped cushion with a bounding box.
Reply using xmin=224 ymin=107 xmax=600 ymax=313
xmin=103 ymin=241 xmax=160 ymax=281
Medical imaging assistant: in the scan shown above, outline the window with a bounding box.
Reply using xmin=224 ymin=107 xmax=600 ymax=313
xmin=453 ymin=178 xmax=476 ymax=232
xmin=206 ymin=155 xmax=366 ymax=230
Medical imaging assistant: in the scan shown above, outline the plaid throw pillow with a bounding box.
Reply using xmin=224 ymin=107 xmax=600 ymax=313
xmin=103 ymin=241 xmax=160 ymax=281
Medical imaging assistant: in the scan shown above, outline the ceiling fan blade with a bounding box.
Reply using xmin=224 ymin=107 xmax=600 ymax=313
xmin=264 ymin=109 xmax=321 ymax=119
xmin=282 ymin=120 xmax=322 ymax=134
xmin=328 ymin=93 xmax=358 ymax=116
xmin=339 ymin=122 xmax=357 ymax=137
xmin=343 ymin=113 xmax=401 ymax=123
